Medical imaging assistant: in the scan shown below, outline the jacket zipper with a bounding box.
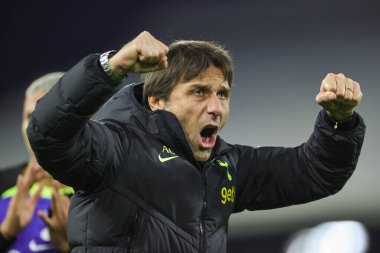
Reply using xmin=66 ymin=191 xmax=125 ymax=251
xmin=199 ymin=169 xmax=207 ymax=253
xmin=199 ymin=149 xmax=232 ymax=253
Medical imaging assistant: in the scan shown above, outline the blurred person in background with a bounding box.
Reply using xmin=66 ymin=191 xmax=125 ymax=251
xmin=0 ymin=72 xmax=72 ymax=253
xmin=0 ymin=72 xmax=64 ymax=193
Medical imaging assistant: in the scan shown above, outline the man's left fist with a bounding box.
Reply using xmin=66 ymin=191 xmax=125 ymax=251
xmin=316 ymin=73 xmax=362 ymax=121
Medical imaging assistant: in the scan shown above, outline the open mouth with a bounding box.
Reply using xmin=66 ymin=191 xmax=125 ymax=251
xmin=198 ymin=125 xmax=218 ymax=149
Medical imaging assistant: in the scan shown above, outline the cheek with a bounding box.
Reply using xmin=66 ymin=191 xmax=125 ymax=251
xmin=177 ymin=112 xmax=199 ymax=139
xmin=167 ymin=102 xmax=196 ymax=121
xmin=223 ymin=100 xmax=230 ymax=111
xmin=180 ymin=115 xmax=196 ymax=136
xmin=224 ymin=104 xmax=229 ymax=115
xmin=164 ymin=103 xmax=178 ymax=112
xmin=22 ymin=119 xmax=29 ymax=131
xmin=21 ymin=122 xmax=27 ymax=135
xmin=222 ymin=104 xmax=230 ymax=121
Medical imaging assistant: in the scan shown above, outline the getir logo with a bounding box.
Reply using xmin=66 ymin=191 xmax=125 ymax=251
xmin=221 ymin=186 xmax=235 ymax=204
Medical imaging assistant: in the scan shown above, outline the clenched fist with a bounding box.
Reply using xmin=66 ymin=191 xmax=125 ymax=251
xmin=109 ymin=31 xmax=169 ymax=78
xmin=316 ymin=73 xmax=362 ymax=121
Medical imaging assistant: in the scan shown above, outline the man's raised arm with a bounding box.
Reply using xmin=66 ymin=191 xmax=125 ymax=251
xmin=26 ymin=31 xmax=168 ymax=190
xmin=233 ymin=73 xmax=365 ymax=211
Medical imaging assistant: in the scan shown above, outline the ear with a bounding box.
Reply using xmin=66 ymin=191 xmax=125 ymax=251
xmin=147 ymin=96 xmax=166 ymax=111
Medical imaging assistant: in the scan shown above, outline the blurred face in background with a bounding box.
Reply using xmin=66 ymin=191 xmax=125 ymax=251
xmin=21 ymin=89 xmax=46 ymax=163
xmin=21 ymin=89 xmax=53 ymax=184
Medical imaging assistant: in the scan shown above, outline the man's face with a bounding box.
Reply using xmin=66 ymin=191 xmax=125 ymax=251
xmin=21 ymin=90 xmax=46 ymax=160
xmin=151 ymin=65 xmax=231 ymax=162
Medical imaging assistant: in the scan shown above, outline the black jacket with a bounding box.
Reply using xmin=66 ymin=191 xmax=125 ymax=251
xmin=27 ymin=54 xmax=366 ymax=253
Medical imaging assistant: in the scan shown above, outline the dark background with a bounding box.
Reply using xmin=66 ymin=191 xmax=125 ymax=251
xmin=0 ymin=0 xmax=379 ymax=252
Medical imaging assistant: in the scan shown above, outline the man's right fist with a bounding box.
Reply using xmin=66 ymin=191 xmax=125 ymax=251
xmin=109 ymin=31 xmax=169 ymax=77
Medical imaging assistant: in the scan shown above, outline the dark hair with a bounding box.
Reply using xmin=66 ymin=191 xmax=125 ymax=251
xmin=142 ymin=40 xmax=233 ymax=106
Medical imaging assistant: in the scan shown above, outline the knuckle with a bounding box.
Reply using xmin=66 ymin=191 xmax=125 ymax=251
xmin=146 ymin=51 xmax=154 ymax=58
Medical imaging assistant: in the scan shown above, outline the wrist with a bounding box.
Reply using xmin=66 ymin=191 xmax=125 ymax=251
xmin=99 ymin=50 xmax=126 ymax=83
xmin=325 ymin=110 xmax=356 ymax=130
xmin=0 ymin=223 xmax=16 ymax=241
xmin=57 ymin=242 xmax=70 ymax=253
xmin=326 ymin=110 xmax=354 ymax=122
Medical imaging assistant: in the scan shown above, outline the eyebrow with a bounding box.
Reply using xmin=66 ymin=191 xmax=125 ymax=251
xmin=188 ymin=83 xmax=231 ymax=93
xmin=219 ymin=85 xmax=231 ymax=94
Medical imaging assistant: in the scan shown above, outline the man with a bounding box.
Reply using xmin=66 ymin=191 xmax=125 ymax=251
xmin=0 ymin=72 xmax=71 ymax=253
xmin=27 ymin=31 xmax=365 ymax=252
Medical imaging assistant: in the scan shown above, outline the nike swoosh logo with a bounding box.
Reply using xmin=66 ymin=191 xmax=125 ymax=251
xmin=29 ymin=239 xmax=55 ymax=252
xmin=158 ymin=154 xmax=179 ymax=162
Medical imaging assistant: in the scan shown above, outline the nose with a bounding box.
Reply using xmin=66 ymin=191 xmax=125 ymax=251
xmin=206 ymin=95 xmax=224 ymax=118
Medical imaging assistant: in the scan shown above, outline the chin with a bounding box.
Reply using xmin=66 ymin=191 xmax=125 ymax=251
xmin=194 ymin=150 xmax=212 ymax=162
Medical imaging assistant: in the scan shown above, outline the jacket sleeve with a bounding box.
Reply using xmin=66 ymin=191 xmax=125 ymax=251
xmin=233 ymin=110 xmax=366 ymax=212
xmin=26 ymin=54 xmax=128 ymax=191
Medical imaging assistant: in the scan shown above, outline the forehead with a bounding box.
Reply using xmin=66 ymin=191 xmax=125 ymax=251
xmin=179 ymin=65 xmax=230 ymax=89
xmin=24 ymin=90 xmax=46 ymax=112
